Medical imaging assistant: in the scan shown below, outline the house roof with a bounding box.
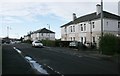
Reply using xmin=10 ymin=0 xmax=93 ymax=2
xmin=34 ymin=28 xmax=55 ymax=33
xmin=61 ymin=11 xmax=120 ymax=28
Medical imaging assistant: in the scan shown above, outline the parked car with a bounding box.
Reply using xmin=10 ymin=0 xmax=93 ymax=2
xmin=32 ymin=40 xmax=43 ymax=47
xmin=69 ymin=41 xmax=86 ymax=49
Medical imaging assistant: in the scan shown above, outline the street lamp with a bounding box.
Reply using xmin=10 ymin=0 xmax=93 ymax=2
xmin=7 ymin=26 xmax=11 ymax=38
xmin=100 ymin=0 xmax=103 ymax=54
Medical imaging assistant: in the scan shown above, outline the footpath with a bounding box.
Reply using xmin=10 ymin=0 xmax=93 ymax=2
xmin=50 ymin=47 xmax=120 ymax=64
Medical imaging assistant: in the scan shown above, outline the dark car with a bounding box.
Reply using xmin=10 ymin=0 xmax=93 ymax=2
xmin=69 ymin=41 xmax=87 ymax=49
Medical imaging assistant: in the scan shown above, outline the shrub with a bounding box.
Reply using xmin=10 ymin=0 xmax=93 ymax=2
xmin=22 ymin=39 xmax=32 ymax=44
xmin=99 ymin=33 xmax=118 ymax=55
xmin=41 ymin=40 xmax=55 ymax=47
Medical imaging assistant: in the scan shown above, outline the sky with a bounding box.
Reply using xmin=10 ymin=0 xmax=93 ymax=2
xmin=0 ymin=0 xmax=120 ymax=39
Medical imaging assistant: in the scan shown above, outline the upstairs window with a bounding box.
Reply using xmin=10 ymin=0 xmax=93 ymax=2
xmin=41 ymin=33 xmax=43 ymax=36
xmin=107 ymin=22 xmax=108 ymax=26
xmin=73 ymin=26 xmax=75 ymax=32
xmin=71 ymin=26 xmax=72 ymax=32
xmin=84 ymin=24 xmax=86 ymax=31
xmin=81 ymin=24 xmax=83 ymax=31
xmin=65 ymin=27 xmax=67 ymax=32
xmin=92 ymin=22 xmax=95 ymax=28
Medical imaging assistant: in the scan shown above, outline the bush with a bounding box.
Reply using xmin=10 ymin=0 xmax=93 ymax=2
xmin=22 ymin=39 xmax=32 ymax=44
xmin=41 ymin=40 xmax=55 ymax=47
xmin=99 ymin=33 xmax=119 ymax=55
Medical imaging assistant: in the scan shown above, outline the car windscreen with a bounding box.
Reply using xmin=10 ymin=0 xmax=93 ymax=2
xmin=35 ymin=41 xmax=40 ymax=43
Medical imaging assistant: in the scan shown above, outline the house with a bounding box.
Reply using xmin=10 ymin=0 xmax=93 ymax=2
xmin=61 ymin=4 xmax=120 ymax=47
xmin=26 ymin=28 xmax=55 ymax=41
xmin=23 ymin=34 xmax=31 ymax=41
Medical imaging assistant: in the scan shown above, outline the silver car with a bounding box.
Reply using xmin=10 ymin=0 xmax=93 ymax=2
xmin=32 ymin=40 xmax=43 ymax=47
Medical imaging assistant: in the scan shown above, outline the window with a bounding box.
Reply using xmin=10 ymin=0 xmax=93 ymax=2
xmin=73 ymin=37 xmax=75 ymax=41
xmin=92 ymin=22 xmax=95 ymax=28
xmin=118 ymin=22 xmax=120 ymax=28
xmin=71 ymin=26 xmax=72 ymax=32
xmin=81 ymin=37 xmax=83 ymax=43
xmin=84 ymin=37 xmax=86 ymax=44
xmin=41 ymin=33 xmax=43 ymax=36
xmin=65 ymin=27 xmax=67 ymax=32
xmin=73 ymin=26 xmax=75 ymax=32
xmin=107 ymin=22 xmax=108 ymax=26
xmin=84 ymin=24 xmax=86 ymax=31
xmin=81 ymin=24 xmax=83 ymax=31
xmin=71 ymin=37 xmax=72 ymax=41
xmin=93 ymin=37 xmax=95 ymax=42
xmin=65 ymin=37 xmax=67 ymax=40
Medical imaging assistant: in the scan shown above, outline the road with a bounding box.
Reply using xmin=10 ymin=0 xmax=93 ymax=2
xmin=2 ymin=43 xmax=119 ymax=74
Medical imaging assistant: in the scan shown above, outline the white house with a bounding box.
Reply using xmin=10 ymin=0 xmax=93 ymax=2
xmin=61 ymin=4 xmax=120 ymax=47
xmin=23 ymin=34 xmax=31 ymax=41
xmin=30 ymin=28 xmax=55 ymax=41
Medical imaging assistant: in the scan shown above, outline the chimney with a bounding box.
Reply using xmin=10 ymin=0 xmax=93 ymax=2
xmin=73 ymin=13 xmax=77 ymax=21
xmin=96 ymin=4 xmax=101 ymax=15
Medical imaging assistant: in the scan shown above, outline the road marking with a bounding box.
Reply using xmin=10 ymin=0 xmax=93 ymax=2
xmin=13 ymin=47 xmax=22 ymax=54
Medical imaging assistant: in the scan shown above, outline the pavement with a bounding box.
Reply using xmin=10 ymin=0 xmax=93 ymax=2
xmin=49 ymin=47 xmax=120 ymax=63
xmin=2 ymin=45 xmax=37 ymax=74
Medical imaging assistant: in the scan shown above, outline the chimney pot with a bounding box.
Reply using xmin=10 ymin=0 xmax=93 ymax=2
xmin=73 ymin=13 xmax=77 ymax=21
xmin=96 ymin=4 xmax=101 ymax=15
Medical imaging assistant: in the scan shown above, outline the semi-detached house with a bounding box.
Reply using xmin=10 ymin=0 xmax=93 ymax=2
xmin=61 ymin=4 xmax=120 ymax=47
xmin=23 ymin=28 xmax=55 ymax=41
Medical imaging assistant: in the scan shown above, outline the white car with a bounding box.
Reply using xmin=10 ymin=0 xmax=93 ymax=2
xmin=32 ymin=41 xmax=43 ymax=47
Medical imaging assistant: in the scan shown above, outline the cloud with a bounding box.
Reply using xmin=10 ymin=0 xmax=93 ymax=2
xmin=0 ymin=0 xmax=120 ymax=3
xmin=0 ymin=1 xmax=119 ymax=38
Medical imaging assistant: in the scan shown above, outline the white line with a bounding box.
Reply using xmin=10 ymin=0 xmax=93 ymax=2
xmin=13 ymin=47 xmax=22 ymax=54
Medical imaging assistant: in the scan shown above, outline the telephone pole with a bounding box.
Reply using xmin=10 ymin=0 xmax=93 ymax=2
xmin=7 ymin=26 xmax=9 ymax=38
xmin=101 ymin=0 xmax=103 ymax=54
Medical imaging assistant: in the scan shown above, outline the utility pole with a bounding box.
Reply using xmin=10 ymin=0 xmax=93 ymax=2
xmin=101 ymin=0 xmax=103 ymax=54
xmin=7 ymin=26 xmax=9 ymax=38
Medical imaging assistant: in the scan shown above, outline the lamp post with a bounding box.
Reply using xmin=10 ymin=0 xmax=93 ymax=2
xmin=7 ymin=26 xmax=9 ymax=38
xmin=7 ymin=26 xmax=11 ymax=38
xmin=100 ymin=0 xmax=103 ymax=54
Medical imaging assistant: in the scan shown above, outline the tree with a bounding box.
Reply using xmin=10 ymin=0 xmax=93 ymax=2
xmin=20 ymin=37 xmax=23 ymax=42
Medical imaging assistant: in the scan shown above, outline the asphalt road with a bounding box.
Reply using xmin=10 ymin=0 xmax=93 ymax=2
xmin=2 ymin=44 xmax=36 ymax=74
xmin=3 ymin=43 xmax=120 ymax=74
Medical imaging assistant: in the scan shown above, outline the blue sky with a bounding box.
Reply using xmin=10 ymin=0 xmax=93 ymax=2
xmin=0 ymin=0 xmax=120 ymax=39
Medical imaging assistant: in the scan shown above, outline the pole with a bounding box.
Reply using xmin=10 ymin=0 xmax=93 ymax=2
xmin=101 ymin=0 xmax=103 ymax=54
xmin=49 ymin=25 xmax=50 ymax=40
xmin=7 ymin=26 xmax=9 ymax=38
